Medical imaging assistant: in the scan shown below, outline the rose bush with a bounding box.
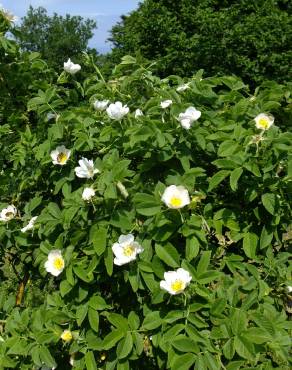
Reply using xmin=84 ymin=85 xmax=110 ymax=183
xmin=1 ymin=9 xmax=292 ymax=370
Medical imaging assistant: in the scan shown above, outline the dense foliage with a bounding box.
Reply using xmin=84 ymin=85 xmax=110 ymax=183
xmin=15 ymin=6 xmax=97 ymax=70
xmin=1 ymin=9 xmax=292 ymax=370
xmin=109 ymin=0 xmax=292 ymax=86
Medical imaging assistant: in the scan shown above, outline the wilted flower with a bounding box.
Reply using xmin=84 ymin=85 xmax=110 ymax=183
xmin=69 ymin=353 xmax=76 ymax=366
xmin=112 ymin=234 xmax=144 ymax=266
xmin=254 ymin=113 xmax=274 ymax=130
xmin=161 ymin=185 xmax=190 ymax=209
xmin=116 ymin=181 xmax=129 ymax=199
xmin=135 ymin=109 xmax=143 ymax=118
xmin=178 ymin=107 xmax=201 ymax=129
xmin=0 ymin=5 xmax=18 ymax=23
xmin=50 ymin=145 xmax=71 ymax=166
xmin=63 ymin=58 xmax=81 ymax=74
xmin=45 ymin=250 xmax=65 ymax=277
xmin=106 ymin=101 xmax=129 ymax=120
xmin=75 ymin=158 xmax=99 ymax=179
xmin=176 ymin=83 xmax=190 ymax=92
xmin=61 ymin=330 xmax=73 ymax=342
xmin=93 ymin=100 xmax=109 ymax=111
xmin=0 ymin=205 xmax=17 ymax=222
xmin=47 ymin=112 xmax=60 ymax=121
xmin=161 ymin=100 xmax=172 ymax=109
xmin=160 ymin=268 xmax=192 ymax=295
xmin=21 ymin=216 xmax=38 ymax=233
xmin=82 ymin=187 xmax=95 ymax=201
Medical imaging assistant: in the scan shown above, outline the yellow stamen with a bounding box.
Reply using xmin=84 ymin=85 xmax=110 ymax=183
xmin=5 ymin=212 xmax=14 ymax=218
xmin=123 ymin=245 xmax=135 ymax=257
xmin=53 ymin=257 xmax=64 ymax=270
xmin=171 ymin=279 xmax=185 ymax=293
xmin=57 ymin=152 xmax=68 ymax=164
xmin=170 ymin=196 xmax=182 ymax=207
xmin=61 ymin=330 xmax=72 ymax=342
xmin=258 ymin=118 xmax=269 ymax=129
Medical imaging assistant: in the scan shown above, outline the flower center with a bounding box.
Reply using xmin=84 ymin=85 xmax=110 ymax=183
xmin=258 ymin=118 xmax=269 ymax=129
xmin=61 ymin=331 xmax=72 ymax=342
xmin=170 ymin=196 xmax=182 ymax=207
xmin=53 ymin=257 xmax=64 ymax=270
xmin=5 ymin=212 xmax=14 ymax=218
xmin=171 ymin=279 xmax=185 ymax=293
xmin=123 ymin=245 xmax=135 ymax=257
xmin=57 ymin=152 xmax=68 ymax=164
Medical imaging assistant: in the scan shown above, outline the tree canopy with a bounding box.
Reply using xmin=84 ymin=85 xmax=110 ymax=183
xmin=15 ymin=6 xmax=97 ymax=69
xmin=109 ymin=0 xmax=292 ymax=86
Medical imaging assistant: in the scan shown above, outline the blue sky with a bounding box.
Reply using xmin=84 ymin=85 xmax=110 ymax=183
xmin=2 ymin=0 xmax=141 ymax=53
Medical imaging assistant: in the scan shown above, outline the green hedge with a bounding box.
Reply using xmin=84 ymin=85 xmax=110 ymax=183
xmin=109 ymin=0 xmax=292 ymax=87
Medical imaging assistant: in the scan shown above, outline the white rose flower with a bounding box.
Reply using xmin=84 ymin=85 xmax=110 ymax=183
xmin=178 ymin=107 xmax=201 ymax=129
xmin=106 ymin=101 xmax=129 ymax=120
xmin=254 ymin=113 xmax=274 ymax=130
xmin=161 ymin=185 xmax=190 ymax=209
xmin=0 ymin=205 xmax=17 ymax=222
xmin=75 ymin=158 xmax=99 ymax=179
xmin=93 ymin=100 xmax=109 ymax=111
xmin=21 ymin=216 xmax=38 ymax=233
xmin=135 ymin=109 xmax=143 ymax=118
xmin=160 ymin=268 xmax=192 ymax=295
xmin=82 ymin=187 xmax=95 ymax=201
xmin=287 ymin=286 xmax=292 ymax=293
xmin=44 ymin=250 xmax=65 ymax=277
xmin=50 ymin=145 xmax=71 ymax=166
xmin=161 ymin=100 xmax=173 ymax=109
xmin=63 ymin=58 xmax=81 ymax=74
xmin=176 ymin=83 xmax=190 ymax=92
xmin=61 ymin=329 xmax=73 ymax=342
xmin=112 ymin=234 xmax=144 ymax=266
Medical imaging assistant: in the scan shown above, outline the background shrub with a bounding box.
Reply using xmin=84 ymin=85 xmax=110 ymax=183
xmin=109 ymin=0 xmax=292 ymax=87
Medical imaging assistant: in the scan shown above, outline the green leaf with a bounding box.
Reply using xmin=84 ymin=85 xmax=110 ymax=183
xmin=89 ymin=296 xmax=109 ymax=310
xmin=197 ymin=251 xmax=211 ymax=275
xmin=260 ymin=226 xmax=273 ymax=249
xmin=116 ymin=332 xmax=133 ymax=359
xmin=171 ymin=337 xmax=198 ymax=353
xmin=103 ymin=330 xmax=125 ymax=350
xmin=89 ymin=225 xmax=107 ymax=255
xmin=39 ymin=346 xmax=57 ymax=368
xmin=242 ymin=232 xmax=258 ymax=258
xmin=104 ymin=247 xmax=113 ymax=276
xmin=155 ymin=243 xmax=180 ymax=267
xmin=76 ymin=304 xmax=88 ymax=326
xmin=234 ymin=335 xmax=255 ymax=360
xmin=171 ymin=353 xmax=196 ymax=370
xmin=133 ymin=193 xmax=161 ymax=216
xmin=128 ymin=311 xmax=140 ymax=330
xmin=223 ymin=338 xmax=235 ymax=360
xmin=185 ymin=237 xmax=200 ymax=261
xmin=261 ymin=193 xmax=277 ymax=215
xmin=231 ymin=310 xmax=247 ymax=335
xmin=218 ymin=141 xmax=239 ymax=157
xmin=208 ymin=170 xmax=230 ymax=191
xmin=85 ymin=351 xmax=97 ymax=370
xmin=243 ymin=327 xmax=272 ymax=344
xmin=88 ymin=307 xmax=99 ymax=332
xmin=142 ymin=311 xmax=162 ymax=330
xmin=229 ymin=167 xmax=243 ymax=191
